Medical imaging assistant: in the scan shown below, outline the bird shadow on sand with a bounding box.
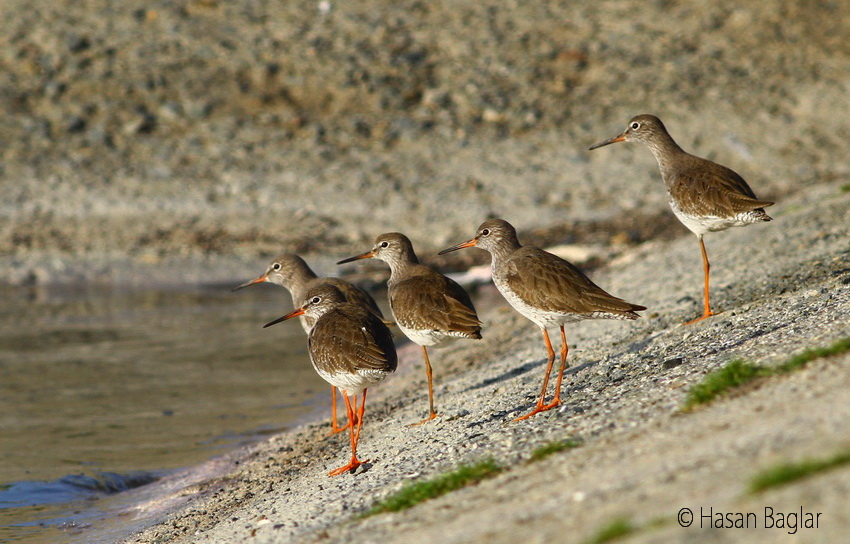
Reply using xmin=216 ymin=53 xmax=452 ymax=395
xmin=462 ymin=336 xmax=651 ymax=395
xmin=461 ymin=357 xmax=600 ymax=428
xmin=458 ymin=328 xmax=669 ymax=427
xmin=461 ymin=356 xmax=550 ymax=393
xmin=709 ymin=316 xmax=792 ymax=353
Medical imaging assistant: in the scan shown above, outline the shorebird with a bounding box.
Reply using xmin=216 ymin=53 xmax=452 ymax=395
xmin=338 ymin=233 xmax=482 ymax=425
xmin=234 ymin=253 xmax=387 ymax=433
xmin=263 ymin=284 xmax=397 ymax=476
xmin=440 ymin=219 xmax=645 ymax=421
xmin=589 ymin=114 xmax=774 ymax=324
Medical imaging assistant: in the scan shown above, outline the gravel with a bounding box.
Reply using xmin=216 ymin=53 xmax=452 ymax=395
xmin=119 ymin=181 xmax=850 ymax=544
xmin=2 ymin=1 xmax=849 ymax=542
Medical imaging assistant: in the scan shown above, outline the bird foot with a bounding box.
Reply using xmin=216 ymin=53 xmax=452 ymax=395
xmin=328 ymin=456 xmax=369 ymax=477
xmin=514 ymin=399 xmax=561 ymax=422
xmin=683 ymin=310 xmax=720 ymax=326
xmin=406 ymin=412 xmax=439 ymax=427
xmin=328 ymin=420 xmax=351 ymax=436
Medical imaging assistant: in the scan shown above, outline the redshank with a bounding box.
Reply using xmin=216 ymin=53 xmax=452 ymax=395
xmin=263 ymin=284 xmax=397 ymax=476
xmin=338 ymin=233 xmax=482 ymax=425
xmin=440 ymin=219 xmax=645 ymax=421
xmin=589 ymin=114 xmax=774 ymax=324
xmin=234 ymin=253 xmax=387 ymax=433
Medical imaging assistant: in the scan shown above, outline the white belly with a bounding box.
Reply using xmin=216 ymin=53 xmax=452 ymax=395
xmin=492 ymin=273 xmax=587 ymax=329
xmin=395 ymin=323 xmax=458 ymax=347
xmin=313 ymin=363 xmax=391 ymax=396
xmin=669 ymin=197 xmax=757 ymax=236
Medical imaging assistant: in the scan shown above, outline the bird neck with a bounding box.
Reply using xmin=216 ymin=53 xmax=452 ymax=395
xmin=488 ymin=238 xmax=522 ymax=263
xmin=305 ymin=305 xmax=335 ymax=329
xmin=280 ymin=266 xmax=317 ymax=301
xmin=644 ymin=130 xmax=686 ymax=173
xmin=385 ymin=251 xmax=421 ymax=281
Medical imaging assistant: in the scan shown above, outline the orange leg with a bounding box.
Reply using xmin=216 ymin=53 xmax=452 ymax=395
xmin=328 ymin=389 xmax=369 ymax=477
xmin=353 ymin=389 xmax=366 ymax=445
xmin=408 ymin=346 xmax=439 ymax=426
xmin=349 ymin=394 xmax=360 ymax=429
xmin=543 ymin=326 xmax=570 ymax=410
xmin=515 ymin=328 xmax=557 ymax=421
xmin=684 ymin=236 xmax=718 ymax=325
xmin=329 ymin=387 xmax=351 ymax=435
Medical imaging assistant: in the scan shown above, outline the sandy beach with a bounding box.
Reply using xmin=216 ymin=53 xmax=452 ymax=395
xmin=2 ymin=0 xmax=849 ymax=542
xmin=120 ymin=180 xmax=850 ymax=543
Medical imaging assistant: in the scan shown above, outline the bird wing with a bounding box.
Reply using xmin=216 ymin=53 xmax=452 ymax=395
xmin=504 ymin=248 xmax=644 ymax=316
xmin=308 ymin=307 xmax=397 ymax=374
xmin=324 ymin=278 xmax=385 ymax=319
xmin=671 ymin=159 xmax=774 ymax=218
xmin=389 ymin=272 xmax=482 ymax=335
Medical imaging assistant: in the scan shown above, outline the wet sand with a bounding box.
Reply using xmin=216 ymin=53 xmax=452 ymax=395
xmin=0 ymin=284 xmax=331 ymax=543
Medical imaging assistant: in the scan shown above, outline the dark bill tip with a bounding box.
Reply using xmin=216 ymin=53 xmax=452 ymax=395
xmin=437 ymin=239 xmax=477 ymax=255
xmin=336 ymin=251 xmax=374 ymax=265
xmin=232 ymin=274 xmax=268 ymax=292
xmin=588 ymin=133 xmax=626 ymax=150
xmin=263 ymin=308 xmax=304 ymax=328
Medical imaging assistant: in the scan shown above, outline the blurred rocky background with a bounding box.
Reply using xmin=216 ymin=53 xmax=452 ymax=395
xmin=1 ymin=0 xmax=848 ymax=285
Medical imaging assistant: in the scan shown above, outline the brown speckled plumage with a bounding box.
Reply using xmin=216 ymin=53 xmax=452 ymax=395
xmin=501 ymin=246 xmax=644 ymax=320
xmin=444 ymin=220 xmax=644 ymax=326
xmin=388 ymin=266 xmax=482 ymax=342
xmin=338 ymin=232 xmax=481 ymax=424
xmin=234 ymin=253 xmax=384 ymax=333
xmin=298 ymin=285 xmax=397 ymax=391
xmin=263 ymin=284 xmax=396 ymax=476
xmin=590 ymin=114 xmax=774 ymax=323
xmin=235 ymin=253 xmax=386 ymax=434
xmin=440 ymin=219 xmax=644 ymax=420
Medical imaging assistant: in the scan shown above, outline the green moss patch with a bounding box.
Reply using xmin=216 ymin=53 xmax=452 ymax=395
xmin=583 ymin=517 xmax=635 ymax=544
xmin=684 ymin=359 xmax=770 ymax=410
xmin=684 ymin=337 xmax=850 ymax=410
xmin=776 ymin=337 xmax=850 ymax=373
xmin=750 ymin=449 xmax=850 ymax=493
xmin=530 ymin=437 xmax=584 ymax=462
xmin=363 ymin=459 xmax=503 ymax=517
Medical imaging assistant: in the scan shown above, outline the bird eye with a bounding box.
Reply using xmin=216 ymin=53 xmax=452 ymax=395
xmin=481 ymin=228 xmax=490 ymax=236
xmin=272 ymin=263 xmax=281 ymax=270
xmin=630 ymin=122 xmax=640 ymax=130
xmin=311 ymin=296 xmax=321 ymax=304
xmin=380 ymin=241 xmax=389 ymax=248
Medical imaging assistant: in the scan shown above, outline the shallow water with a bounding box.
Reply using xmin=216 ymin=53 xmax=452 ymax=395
xmin=0 ymin=282 xmax=338 ymax=543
